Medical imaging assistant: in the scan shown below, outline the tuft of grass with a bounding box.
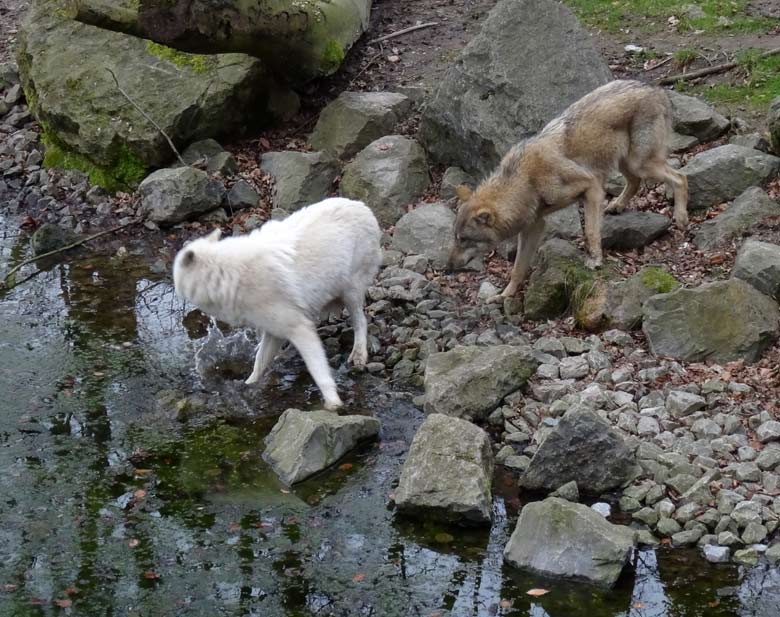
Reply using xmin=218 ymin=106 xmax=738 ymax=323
xmin=640 ymin=266 xmax=679 ymax=294
xmin=690 ymin=51 xmax=780 ymax=109
xmin=673 ymin=48 xmax=698 ymax=70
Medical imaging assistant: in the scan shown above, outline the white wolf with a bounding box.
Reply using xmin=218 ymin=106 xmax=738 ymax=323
xmin=173 ymin=197 xmax=382 ymax=410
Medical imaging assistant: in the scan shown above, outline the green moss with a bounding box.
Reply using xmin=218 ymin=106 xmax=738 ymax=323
xmin=145 ymin=41 xmax=215 ymax=73
xmin=640 ymin=266 xmax=679 ymax=294
xmin=321 ymin=39 xmax=345 ymax=72
xmin=42 ymin=130 xmax=147 ymax=192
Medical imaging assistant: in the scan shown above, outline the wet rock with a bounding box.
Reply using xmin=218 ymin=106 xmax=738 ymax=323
xmin=521 ymin=408 xmax=637 ymax=495
xmin=140 ymin=167 xmax=225 ymax=225
xmin=395 ymin=414 xmax=493 ymax=525
xmin=419 ymin=0 xmax=611 ymax=177
xmin=440 ymin=167 xmax=476 ymax=200
xmin=340 ymin=136 xmax=430 ymax=226
xmin=30 ymin=222 xmax=78 ymax=255
xmin=423 ymin=345 xmax=537 ymax=421
xmin=732 ymin=239 xmax=780 ymax=301
xmin=225 ymin=180 xmax=259 ymax=210
xmin=668 ymin=91 xmax=730 ymax=142
xmin=523 ymin=239 xmax=591 ymax=321
xmin=733 ymin=547 xmax=759 ymax=566
xmin=390 ymin=203 xmax=455 ymax=269
xmin=601 ymin=212 xmax=671 ymax=250
xmin=682 ymin=146 xmax=780 ymax=210
xmin=642 ymin=279 xmax=780 ymax=362
xmin=695 ymin=188 xmax=780 ymax=250
xmin=260 ymin=151 xmax=339 ymax=211
xmin=262 ymin=408 xmax=380 ymax=485
xmin=503 ymin=497 xmax=636 ymax=588
xmin=309 ymin=91 xmax=411 ymax=160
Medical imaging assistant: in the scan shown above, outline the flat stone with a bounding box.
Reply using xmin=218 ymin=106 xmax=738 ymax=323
xmin=732 ymin=239 xmax=780 ymax=301
xmin=601 ymin=211 xmax=671 ymax=250
xmin=391 ymin=203 xmax=456 ymax=269
xmin=695 ymin=188 xmax=780 ymax=250
xmin=261 ymin=151 xmax=339 ymax=211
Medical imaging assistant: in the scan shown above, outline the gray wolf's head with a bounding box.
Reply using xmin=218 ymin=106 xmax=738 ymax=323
xmin=448 ymin=185 xmax=503 ymax=270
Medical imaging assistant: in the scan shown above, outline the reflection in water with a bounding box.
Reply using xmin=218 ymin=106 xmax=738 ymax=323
xmin=3 ymin=226 xmax=780 ymax=617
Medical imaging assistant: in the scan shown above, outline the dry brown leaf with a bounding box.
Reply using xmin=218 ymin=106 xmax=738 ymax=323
xmin=526 ymin=588 xmax=550 ymax=597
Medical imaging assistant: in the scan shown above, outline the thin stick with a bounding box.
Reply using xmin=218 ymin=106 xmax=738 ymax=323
xmin=367 ymin=22 xmax=439 ymax=46
xmin=348 ymin=51 xmax=383 ymax=89
xmin=643 ymin=56 xmax=672 ymax=72
xmin=2 ymin=220 xmax=139 ymax=288
xmin=105 ymin=68 xmax=186 ymax=166
xmin=657 ymin=46 xmax=780 ymax=85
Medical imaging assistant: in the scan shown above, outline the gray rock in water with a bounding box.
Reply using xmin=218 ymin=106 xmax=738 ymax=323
xmin=261 ymin=151 xmax=339 ymax=211
xmin=30 ymin=222 xmax=78 ymax=255
xmin=523 ymin=239 xmax=592 ymax=321
xmin=732 ymin=239 xmax=780 ymax=301
xmin=440 ymin=167 xmax=476 ymax=200
xmin=601 ymin=211 xmax=671 ymax=250
xmin=309 ymin=91 xmax=411 ymax=160
xmin=503 ymin=497 xmax=636 ymax=588
xmin=668 ymin=91 xmax=730 ymax=142
xmin=391 ymin=203 xmax=455 ymax=269
xmin=702 ymin=544 xmax=730 ymax=564
xmin=262 ymin=409 xmax=380 ymax=485
xmin=682 ymin=145 xmax=780 ymax=210
xmin=695 ymin=188 xmax=780 ymax=250
xmin=521 ymin=408 xmax=637 ymax=495
xmin=140 ymin=167 xmax=225 ymax=225
xmin=419 ymin=0 xmax=611 ymax=177
xmin=643 ymin=279 xmax=780 ymax=362
xmin=340 ymin=135 xmax=430 ymax=226
xmin=395 ymin=414 xmax=493 ymax=525
xmin=226 ymin=180 xmax=259 ymax=210
xmin=424 ymin=345 xmax=538 ymax=422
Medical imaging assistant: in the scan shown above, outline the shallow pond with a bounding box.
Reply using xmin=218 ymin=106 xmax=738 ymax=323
xmin=1 ymin=214 xmax=780 ymax=616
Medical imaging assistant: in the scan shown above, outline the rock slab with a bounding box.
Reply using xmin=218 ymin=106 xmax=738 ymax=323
xmin=261 ymin=151 xmax=339 ymax=211
xmin=395 ymin=414 xmax=494 ymax=525
xmin=262 ymin=409 xmax=380 ymax=485
xmin=732 ymin=239 xmax=780 ymax=300
xmin=503 ymin=497 xmax=636 ymax=588
xmin=391 ymin=203 xmax=455 ymax=269
xmin=695 ymin=187 xmax=780 ymax=250
xmin=140 ymin=167 xmax=225 ymax=224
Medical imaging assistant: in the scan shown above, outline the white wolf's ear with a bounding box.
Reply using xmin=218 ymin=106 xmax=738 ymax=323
xmin=455 ymin=185 xmax=473 ymax=202
xmin=205 ymin=228 xmax=222 ymax=243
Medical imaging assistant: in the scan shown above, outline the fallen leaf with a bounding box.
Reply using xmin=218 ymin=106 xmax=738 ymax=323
xmin=280 ymin=488 xmax=290 ymax=494
xmin=64 ymin=587 xmax=78 ymax=596
xmin=338 ymin=463 xmax=353 ymax=471
xmin=143 ymin=572 xmax=160 ymax=580
xmin=526 ymin=588 xmax=549 ymax=597
xmin=632 ymin=602 xmax=645 ymax=609
xmin=2 ymin=584 xmax=18 ymax=592
xmin=54 ymin=599 xmax=72 ymax=608
xmin=133 ymin=489 xmax=146 ymax=499
xmin=228 ymin=522 xmax=241 ymax=532
xmin=352 ymin=572 xmax=366 ymax=583
xmin=134 ymin=469 xmax=152 ymax=476
xmin=128 ymin=539 xmax=140 ymax=548
xmin=434 ymin=532 xmax=454 ymax=544
xmin=499 ymin=599 xmax=511 ymax=608
xmin=93 ymin=371 xmax=105 ymax=377
xmin=708 ymin=600 xmax=719 ymax=608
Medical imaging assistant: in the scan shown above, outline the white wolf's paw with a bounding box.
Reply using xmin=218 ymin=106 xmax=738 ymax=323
xmin=584 ymin=256 xmax=603 ymax=270
xmin=348 ymin=348 xmax=368 ymax=369
xmin=323 ymin=396 xmax=343 ymax=411
xmin=244 ymin=372 xmax=261 ymax=385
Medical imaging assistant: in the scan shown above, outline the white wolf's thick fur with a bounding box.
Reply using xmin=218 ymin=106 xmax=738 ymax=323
xmin=173 ymin=197 xmax=382 ymax=410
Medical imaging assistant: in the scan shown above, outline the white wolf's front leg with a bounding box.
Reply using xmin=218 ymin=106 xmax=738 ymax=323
xmin=288 ymin=321 xmax=343 ymax=410
xmin=344 ymin=292 xmax=369 ymax=368
xmin=245 ymin=332 xmax=283 ymax=385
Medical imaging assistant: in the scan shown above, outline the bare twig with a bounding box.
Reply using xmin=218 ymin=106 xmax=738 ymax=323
xmin=2 ymin=219 xmax=140 ymax=289
xmin=643 ymin=56 xmax=673 ymax=72
xmin=348 ymin=52 xmax=383 ymax=89
xmin=658 ymin=46 xmax=780 ymax=85
xmin=367 ymin=22 xmax=439 ymax=46
xmin=105 ymin=68 xmax=186 ymax=166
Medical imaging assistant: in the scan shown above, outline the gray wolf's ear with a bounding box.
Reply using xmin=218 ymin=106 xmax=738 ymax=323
xmin=205 ymin=228 xmax=222 ymax=242
xmin=182 ymin=249 xmax=196 ymax=266
xmin=475 ymin=210 xmax=494 ymax=226
xmin=455 ymin=185 xmax=473 ymax=202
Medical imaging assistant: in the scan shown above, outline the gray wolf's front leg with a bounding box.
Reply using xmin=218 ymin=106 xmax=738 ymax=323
xmin=501 ymin=217 xmax=546 ymax=297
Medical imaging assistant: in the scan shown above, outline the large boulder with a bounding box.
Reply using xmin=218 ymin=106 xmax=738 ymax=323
xmin=642 ymin=279 xmax=780 ymax=362
xmin=340 ymin=136 xmax=430 ymax=226
xmin=521 ymin=408 xmax=637 ymax=495
xmin=424 ymin=345 xmax=538 ymax=422
xmin=503 ymin=497 xmax=636 ymax=588
xmin=262 ymin=408 xmax=380 ymax=485
xmin=523 ymin=239 xmax=593 ymax=321
xmin=73 ymin=0 xmax=371 ymax=83
xmin=667 ymin=91 xmax=730 ymax=142
xmin=694 ymin=187 xmax=780 ymax=250
xmin=419 ymin=0 xmax=612 ymax=177
xmin=139 ymin=167 xmax=225 ymax=224
xmin=768 ymin=96 xmax=780 ymax=155
xmin=309 ymin=91 xmax=411 ymax=160
xmin=681 ymin=145 xmax=780 ymax=210
xmin=260 ymin=151 xmax=339 ymax=211
xmin=395 ymin=414 xmax=494 ymax=525
xmin=732 ymin=240 xmax=780 ymax=301
xmin=576 ymin=266 xmax=680 ymax=331
xmin=601 ymin=212 xmax=671 ymax=250
xmin=17 ymin=0 xmax=292 ymax=190
xmin=390 ymin=203 xmax=455 ymax=269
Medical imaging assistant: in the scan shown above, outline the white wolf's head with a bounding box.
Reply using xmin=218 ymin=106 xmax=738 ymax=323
xmin=172 ymin=228 xmax=222 ymax=304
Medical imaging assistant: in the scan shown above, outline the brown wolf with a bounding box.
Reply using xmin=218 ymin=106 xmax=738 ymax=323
xmin=448 ymin=79 xmax=688 ymax=297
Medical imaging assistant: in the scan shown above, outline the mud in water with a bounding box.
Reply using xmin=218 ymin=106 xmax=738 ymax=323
xmin=2 ymin=215 xmax=780 ymax=617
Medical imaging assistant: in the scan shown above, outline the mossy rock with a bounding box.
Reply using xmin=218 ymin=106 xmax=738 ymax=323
xmin=16 ymin=0 xmax=297 ymax=190
xmin=73 ymin=0 xmax=371 ymax=84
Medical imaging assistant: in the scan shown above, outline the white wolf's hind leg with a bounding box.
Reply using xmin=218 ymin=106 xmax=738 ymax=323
xmin=245 ymin=333 xmax=283 ymax=384
xmin=288 ymin=321 xmax=342 ymax=410
xmin=344 ymin=291 xmax=369 ymax=368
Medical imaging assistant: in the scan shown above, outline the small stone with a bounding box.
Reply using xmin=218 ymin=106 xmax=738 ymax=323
xmin=559 ymin=356 xmax=590 ymax=380
xmin=735 ymin=463 xmax=762 ymax=483
xmin=757 ymin=420 xmax=780 ymax=443
xmin=766 ymin=543 xmax=780 ymax=564
xmin=702 ymin=545 xmax=730 ymax=564
xmin=731 ymin=501 xmax=762 ymax=527
xmin=733 ymin=547 xmax=759 ymax=566
xmin=666 ymin=391 xmax=706 ymax=418
xmin=534 ymin=336 xmax=566 ymax=359
xmin=672 ymin=528 xmax=704 ymax=547
xmin=591 ymin=502 xmax=611 ymax=518
xmin=742 ymin=522 xmax=768 ymax=545
xmin=550 ymin=480 xmax=579 ymax=502
xmin=632 ymin=507 xmax=659 ymax=527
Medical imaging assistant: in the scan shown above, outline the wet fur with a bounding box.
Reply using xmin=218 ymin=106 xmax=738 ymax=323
xmin=450 ymin=80 xmax=689 ymax=297
xmin=173 ymin=197 xmax=382 ymax=410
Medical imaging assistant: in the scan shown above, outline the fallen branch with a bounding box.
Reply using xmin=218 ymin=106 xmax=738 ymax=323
xmin=368 ymin=22 xmax=439 ymax=46
xmin=106 ymin=68 xmax=186 ymax=166
xmin=643 ymin=56 xmax=672 ymax=72
xmin=658 ymin=46 xmax=780 ymax=85
xmin=2 ymin=219 xmax=140 ymax=289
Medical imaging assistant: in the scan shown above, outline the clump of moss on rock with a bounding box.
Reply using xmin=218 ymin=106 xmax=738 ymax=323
xmin=145 ymin=41 xmax=215 ymax=73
